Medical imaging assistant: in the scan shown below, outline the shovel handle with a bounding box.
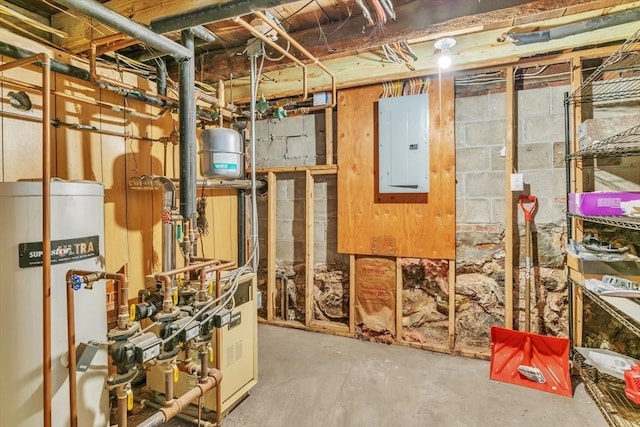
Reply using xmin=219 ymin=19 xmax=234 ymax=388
xmin=519 ymin=195 xmax=538 ymax=221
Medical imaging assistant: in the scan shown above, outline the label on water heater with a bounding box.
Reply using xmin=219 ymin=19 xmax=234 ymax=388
xmin=212 ymin=152 xmax=238 ymax=170
xmin=18 ymin=235 xmax=100 ymax=268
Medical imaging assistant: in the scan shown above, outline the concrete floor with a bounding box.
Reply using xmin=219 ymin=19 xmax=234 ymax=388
xmin=134 ymin=324 xmax=607 ymax=426
xmin=221 ymin=325 xmax=606 ymax=427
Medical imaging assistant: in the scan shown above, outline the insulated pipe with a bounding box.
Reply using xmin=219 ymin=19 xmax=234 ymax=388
xmin=233 ymin=16 xmax=308 ymax=103
xmin=0 ymin=53 xmax=52 ymax=427
xmin=0 ymin=41 xmax=178 ymax=109
xmin=55 ymin=0 xmax=192 ymax=60
xmin=189 ymin=25 xmax=217 ymax=43
xmin=253 ymin=10 xmax=337 ymax=109
xmin=180 ymin=29 xmax=197 ymax=223
xmin=128 ymin=176 xmax=178 ymax=273
xmin=136 ymin=369 xmax=222 ymax=427
xmin=156 ymin=59 xmax=168 ymax=97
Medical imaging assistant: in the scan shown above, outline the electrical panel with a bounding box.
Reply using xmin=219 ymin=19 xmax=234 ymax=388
xmin=378 ymin=94 xmax=429 ymax=193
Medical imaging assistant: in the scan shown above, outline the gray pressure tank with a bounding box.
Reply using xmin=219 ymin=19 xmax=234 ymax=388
xmin=199 ymin=128 xmax=244 ymax=180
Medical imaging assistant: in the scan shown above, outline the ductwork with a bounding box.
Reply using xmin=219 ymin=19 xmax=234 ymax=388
xmin=507 ymin=8 xmax=640 ymax=45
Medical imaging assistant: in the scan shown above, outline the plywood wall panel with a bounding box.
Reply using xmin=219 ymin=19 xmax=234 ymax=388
xmin=337 ymin=79 xmax=455 ymax=259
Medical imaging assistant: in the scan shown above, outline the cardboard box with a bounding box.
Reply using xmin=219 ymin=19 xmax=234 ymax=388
xmin=568 ymin=192 xmax=640 ymax=216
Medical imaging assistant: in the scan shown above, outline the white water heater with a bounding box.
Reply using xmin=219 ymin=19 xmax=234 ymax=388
xmin=0 ymin=181 xmax=108 ymax=427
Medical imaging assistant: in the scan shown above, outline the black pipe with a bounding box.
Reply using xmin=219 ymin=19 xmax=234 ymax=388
xmin=156 ymin=59 xmax=167 ymax=97
xmin=179 ymin=30 xmax=197 ymax=222
xmin=150 ymin=0 xmax=301 ymax=34
xmin=511 ymin=9 xmax=640 ymax=45
xmin=0 ymin=41 xmax=178 ymax=110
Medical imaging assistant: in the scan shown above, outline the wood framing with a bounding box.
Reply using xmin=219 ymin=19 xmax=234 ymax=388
xmin=349 ymin=254 xmax=355 ymax=333
xmin=396 ymin=258 xmax=403 ymax=341
xmin=448 ymin=259 xmax=456 ymax=350
xmin=504 ymin=65 xmax=516 ymax=330
xmin=305 ymin=169 xmax=314 ymax=327
xmin=325 ymin=107 xmax=334 ymax=166
xmin=267 ymin=171 xmax=276 ymax=322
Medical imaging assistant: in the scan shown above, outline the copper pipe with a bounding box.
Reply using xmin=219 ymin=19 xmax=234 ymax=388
xmin=0 ymin=52 xmax=57 ymax=427
xmin=253 ymin=11 xmax=336 ymax=109
xmin=165 ymin=368 xmax=175 ymax=405
xmin=90 ymin=41 xmax=135 ymax=90
xmin=104 ymin=273 xmax=130 ymax=329
xmin=66 ymin=278 xmax=78 ymax=427
xmin=137 ymin=369 xmax=222 ymax=427
xmin=214 ymin=274 xmax=223 ymax=424
xmin=117 ymin=387 xmax=128 ymax=427
xmin=233 ymin=17 xmax=308 ymax=102
xmin=65 ymin=269 xmax=109 ymax=427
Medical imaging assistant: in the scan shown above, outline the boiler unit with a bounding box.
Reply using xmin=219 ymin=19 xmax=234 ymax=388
xmin=0 ymin=181 xmax=108 ymax=427
xmin=147 ymin=273 xmax=258 ymax=417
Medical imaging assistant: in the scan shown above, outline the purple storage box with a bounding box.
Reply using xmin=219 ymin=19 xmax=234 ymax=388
xmin=569 ymin=192 xmax=640 ymax=216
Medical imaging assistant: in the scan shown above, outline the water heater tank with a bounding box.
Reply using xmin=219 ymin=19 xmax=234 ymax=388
xmin=0 ymin=181 xmax=108 ymax=427
xmin=199 ymin=127 xmax=244 ymax=179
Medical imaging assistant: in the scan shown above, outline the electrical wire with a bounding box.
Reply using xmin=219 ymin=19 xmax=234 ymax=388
xmin=355 ymin=0 xmax=374 ymax=25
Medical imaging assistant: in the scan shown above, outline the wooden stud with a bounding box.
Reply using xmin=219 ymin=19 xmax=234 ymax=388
xmin=267 ymin=171 xmax=276 ymax=322
xmin=504 ymin=65 xmax=516 ymax=330
xmin=448 ymin=259 xmax=456 ymax=350
xmin=325 ymin=107 xmax=334 ymax=165
xmin=305 ymin=169 xmax=314 ymax=327
xmin=396 ymin=258 xmax=403 ymax=341
xmin=254 ymin=164 xmax=337 ymax=174
xmin=310 ymin=320 xmax=349 ymax=333
xmin=349 ymin=254 xmax=356 ymax=334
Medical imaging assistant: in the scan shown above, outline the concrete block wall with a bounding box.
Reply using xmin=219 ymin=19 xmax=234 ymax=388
xmin=255 ymin=113 xmax=345 ymax=269
xmin=456 ymin=85 xmax=569 ymax=226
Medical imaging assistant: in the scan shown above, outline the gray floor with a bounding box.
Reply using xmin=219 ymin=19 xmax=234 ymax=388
xmin=222 ymin=324 xmax=606 ymax=427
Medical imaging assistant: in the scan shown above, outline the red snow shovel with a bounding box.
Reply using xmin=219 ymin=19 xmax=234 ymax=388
xmin=490 ymin=195 xmax=573 ymax=397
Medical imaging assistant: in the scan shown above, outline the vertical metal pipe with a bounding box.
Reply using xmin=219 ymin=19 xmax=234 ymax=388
xmin=117 ymin=390 xmax=128 ymax=427
xmin=564 ymin=91 xmax=573 ymax=346
xmin=249 ymin=53 xmax=258 ymax=272
xmin=179 ymin=30 xmax=196 ymax=223
xmin=66 ymin=284 xmax=78 ymax=427
xmin=156 ymin=59 xmax=167 ymax=97
xmin=41 ymin=53 xmax=52 ymax=427
xmin=238 ymin=189 xmax=246 ymax=266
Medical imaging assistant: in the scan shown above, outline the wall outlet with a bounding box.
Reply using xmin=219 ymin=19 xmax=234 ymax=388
xmin=511 ymin=173 xmax=524 ymax=192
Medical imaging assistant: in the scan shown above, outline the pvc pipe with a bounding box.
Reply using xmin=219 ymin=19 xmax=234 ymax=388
xmin=55 ymin=0 xmax=192 ymax=60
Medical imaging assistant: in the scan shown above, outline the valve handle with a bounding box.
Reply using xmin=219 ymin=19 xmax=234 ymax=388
xmin=69 ymin=274 xmax=83 ymax=291
xmin=126 ymin=388 xmax=133 ymax=411
xmin=209 ymin=346 xmax=214 ymax=363
xmin=173 ymin=365 xmax=179 ymax=382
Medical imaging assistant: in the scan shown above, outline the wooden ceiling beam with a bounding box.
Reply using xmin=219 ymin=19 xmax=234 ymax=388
xmin=222 ymin=11 xmax=639 ymax=103
xmin=192 ymin=0 xmax=638 ymax=82
xmin=51 ymin=0 xmax=307 ymax=53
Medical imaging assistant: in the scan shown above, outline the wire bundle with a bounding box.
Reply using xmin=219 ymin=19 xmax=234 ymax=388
xmin=381 ymin=77 xmax=429 ymax=98
xmin=356 ymin=0 xmax=396 ymax=25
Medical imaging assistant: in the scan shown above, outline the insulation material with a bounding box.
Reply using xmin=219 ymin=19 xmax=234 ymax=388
xmin=355 ymin=256 xmax=396 ymax=334
xmin=401 ymin=258 xmax=449 ymax=344
xmin=313 ymin=267 xmax=349 ymax=324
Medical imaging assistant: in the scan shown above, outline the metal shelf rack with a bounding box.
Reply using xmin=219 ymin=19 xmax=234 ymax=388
xmin=568 ymin=124 xmax=640 ymax=159
xmin=568 ymin=213 xmax=640 ymax=231
xmin=569 ymin=28 xmax=640 ymax=105
xmin=571 ymin=278 xmax=640 ymax=339
xmin=573 ymin=352 xmax=640 ymax=427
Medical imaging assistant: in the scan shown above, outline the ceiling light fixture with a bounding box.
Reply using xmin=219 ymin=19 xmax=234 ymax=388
xmin=434 ymin=37 xmax=456 ymax=69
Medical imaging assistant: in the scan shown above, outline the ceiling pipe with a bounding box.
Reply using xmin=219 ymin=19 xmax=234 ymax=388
xmin=253 ymin=11 xmax=336 ymax=110
xmin=180 ymin=29 xmax=197 ymax=223
xmin=507 ymin=8 xmax=640 ymax=45
xmin=149 ymin=0 xmax=301 ymax=34
xmin=55 ymin=0 xmax=192 ymax=60
xmin=233 ymin=17 xmax=308 ymax=103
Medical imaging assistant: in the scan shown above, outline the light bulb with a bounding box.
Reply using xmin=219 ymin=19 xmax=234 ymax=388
xmin=438 ymin=53 xmax=452 ymax=69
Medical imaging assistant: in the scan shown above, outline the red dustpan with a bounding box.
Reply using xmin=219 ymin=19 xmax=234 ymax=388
xmin=490 ymin=195 xmax=572 ymax=397
xmin=490 ymin=326 xmax=572 ymax=397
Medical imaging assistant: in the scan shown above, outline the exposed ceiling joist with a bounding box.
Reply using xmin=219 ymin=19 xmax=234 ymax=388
xmin=223 ymin=15 xmax=638 ymax=103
